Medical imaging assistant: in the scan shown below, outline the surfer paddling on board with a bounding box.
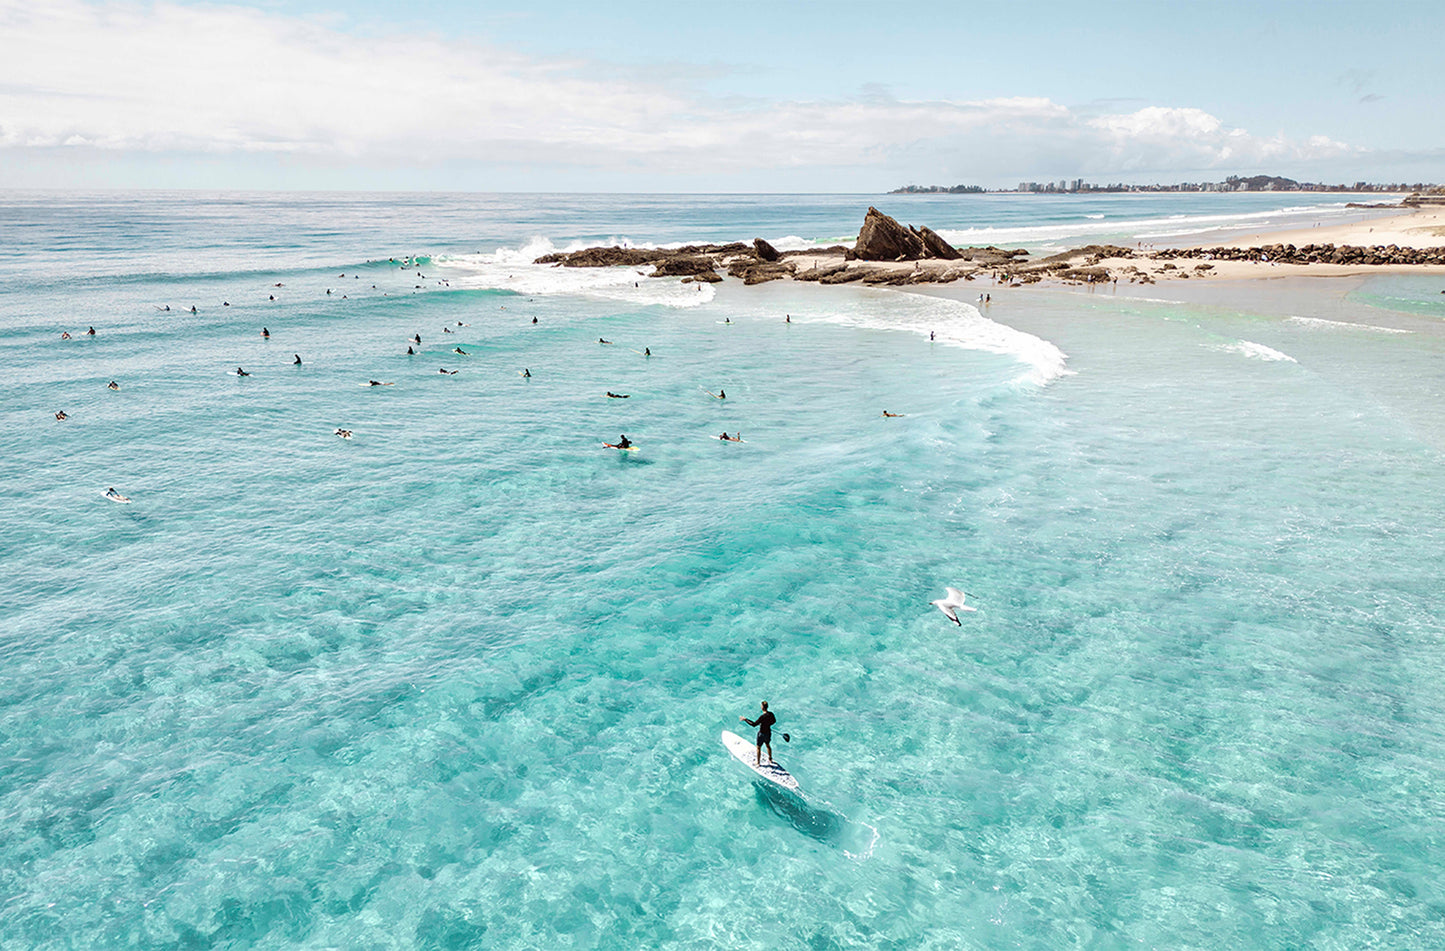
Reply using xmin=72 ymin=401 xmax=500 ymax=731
xmin=740 ymin=700 xmax=777 ymax=766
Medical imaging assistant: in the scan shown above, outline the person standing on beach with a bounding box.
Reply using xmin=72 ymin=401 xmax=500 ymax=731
xmin=740 ymin=700 xmax=776 ymax=765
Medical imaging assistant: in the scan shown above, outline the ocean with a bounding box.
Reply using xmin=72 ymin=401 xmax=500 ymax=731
xmin=3 ymin=191 xmax=1444 ymax=949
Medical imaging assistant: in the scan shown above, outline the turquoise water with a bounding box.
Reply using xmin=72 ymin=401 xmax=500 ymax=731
xmin=3 ymin=193 xmax=1445 ymax=948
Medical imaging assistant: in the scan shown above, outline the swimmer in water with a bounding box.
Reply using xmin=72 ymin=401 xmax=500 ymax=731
xmin=439 ymin=368 xmax=457 ymax=375
xmin=61 ymin=331 xmax=72 ymax=339
xmin=929 ymin=331 xmax=935 ymax=341
xmin=785 ymin=314 xmax=791 ymax=323
xmin=532 ymin=317 xmax=538 ymax=324
xmin=236 ymin=367 xmax=250 ymax=377
xmin=262 ymin=328 xmax=270 ymax=338
xmin=190 ymin=305 xmax=197 ymax=313
xmin=644 ymin=347 xmax=651 ymax=356
xmin=55 ymin=410 xmax=68 ymax=420
xmin=87 ymin=327 xmax=95 ymax=336
xmin=606 ymin=391 xmax=630 ymax=399
xmin=715 ymin=388 xmax=726 ymax=400
xmin=269 ymin=295 xmax=274 ymax=301
xmin=293 ymin=354 xmax=302 ymax=365
xmin=453 ymin=347 xmax=467 ymax=355
xmin=107 ymin=381 xmax=119 ymax=390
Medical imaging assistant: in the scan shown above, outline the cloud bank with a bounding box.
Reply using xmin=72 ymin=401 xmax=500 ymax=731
xmin=0 ymin=0 xmax=1372 ymax=185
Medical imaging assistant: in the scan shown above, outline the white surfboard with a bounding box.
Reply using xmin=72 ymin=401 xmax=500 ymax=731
xmin=721 ymin=730 xmax=799 ymax=792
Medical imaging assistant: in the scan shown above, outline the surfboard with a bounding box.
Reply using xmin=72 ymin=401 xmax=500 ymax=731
xmin=602 ymin=443 xmax=639 ymax=452
xmin=721 ymin=730 xmax=799 ymax=792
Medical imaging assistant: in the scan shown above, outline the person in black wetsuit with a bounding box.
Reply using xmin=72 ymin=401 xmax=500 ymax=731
xmin=740 ymin=700 xmax=776 ymax=765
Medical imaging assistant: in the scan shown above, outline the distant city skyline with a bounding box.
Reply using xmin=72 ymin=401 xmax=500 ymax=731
xmin=1 ymin=0 xmax=1442 ymax=191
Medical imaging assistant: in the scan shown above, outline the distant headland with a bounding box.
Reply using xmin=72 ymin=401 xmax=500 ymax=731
xmin=892 ymin=175 xmax=1442 ymax=195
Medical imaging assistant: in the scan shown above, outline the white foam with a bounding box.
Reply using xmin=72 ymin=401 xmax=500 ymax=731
xmin=1217 ymin=340 xmax=1297 ymax=362
xmin=783 ymin=289 xmax=1069 ymax=387
xmin=437 ymin=240 xmax=1066 ymax=384
xmin=1286 ymin=315 xmax=1413 ymax=334
xmin=435 ymin=247 xmax=715 ymax=309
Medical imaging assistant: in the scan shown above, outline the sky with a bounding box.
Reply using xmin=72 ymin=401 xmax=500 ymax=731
xmin=1 ymin=0 xmax=1441 ymax=192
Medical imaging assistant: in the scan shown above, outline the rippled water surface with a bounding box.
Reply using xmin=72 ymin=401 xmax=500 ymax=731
xmin=3 ymin=192 xmax=1444 ymax=949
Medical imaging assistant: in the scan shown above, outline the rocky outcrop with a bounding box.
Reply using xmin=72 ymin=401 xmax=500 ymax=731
xmin=1153 ymin=243 xmax=1445 ymax=266
xmin=535 ymin=247 xmax=659 ymax=267
xmin=853 ymin=207 xmax=928 ymax=261
xmin=726 ymin=258 xmax=795 ymax=285
xmin=916 ymin=225 xmax=962 ymax=260
xmin=650 ymin=255 xmax=718 ymax=278
xmin=852 ymin=207 xmax=970 ymax=261
xmin=753 ymin=238 xmax=781 ymax=262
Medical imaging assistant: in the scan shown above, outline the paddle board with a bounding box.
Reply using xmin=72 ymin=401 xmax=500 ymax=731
xmin=721 ymin=730 xmax=799 ymax=792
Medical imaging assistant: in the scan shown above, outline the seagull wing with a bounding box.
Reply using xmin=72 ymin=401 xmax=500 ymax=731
xmin=931 ymin=599 xmax=961 ymax=625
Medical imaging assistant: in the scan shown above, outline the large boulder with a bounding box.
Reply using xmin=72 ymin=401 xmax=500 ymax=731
xmin=752 ymin=238 xmax=781 ymax=262
xmin=853 ymin=207 xmax=926 ymax=261
xmin=915 ymin=225 xmax=962 ymax=260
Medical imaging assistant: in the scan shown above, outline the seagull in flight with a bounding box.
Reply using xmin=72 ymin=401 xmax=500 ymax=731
xmin=931 ymin=587 xmax=976 ymax=625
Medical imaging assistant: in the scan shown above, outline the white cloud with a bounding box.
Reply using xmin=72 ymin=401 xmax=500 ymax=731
xmin=0 ymin=0 xmax=1367 ymax=182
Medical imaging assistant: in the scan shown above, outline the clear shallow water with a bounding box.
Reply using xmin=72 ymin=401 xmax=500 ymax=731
xmin=3 ymin=193 xmax=1445 ymax=949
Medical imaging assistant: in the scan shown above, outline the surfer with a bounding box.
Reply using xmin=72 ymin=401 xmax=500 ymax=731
xmin=599 ymin=338 xmax=613 ymax=345
xmin=55 ymin=410 xmax=68 ymax=420
xmin=453 ymin=347 xmax=467 ymax=355
xmin=718 ymin=432 xmax=741 ymax=442
xmin=61 ymin=331 xmax=72 ymax=339
xmin=413 ymin=334 xmax=421 ymax=344
xmin=717 ymin=388 xmax=725 ymax=400
xmin=407 ymin=346 xmax=415 ymax=355
xmin=523 ymin=368 xmax=531 ymax=378
xmin=107 ymin=381 xmax=119 ymax=391
xmin=644 ymin=347 xmax=651 ymax=356
xmin=606 ymin=391 xmax=629 ymax=399
xmin=883 ymin=410 xmax=904 ymax=418
xmin=367 ymin=380 xmax=392 ymax=387
xmin=87 ymin=327 xmax=96 ymax=336
xmin=439 ymin=368 xmax=458 ymax=375
xmin=236 ymin=367 xmax=250 ymax=377
xmin=293 ymin=354 xmax=302 ymax=365
xmin=616 ymin=435 xmax=632 ymax=449
xmin=740 ymin=701 xmax=776 ymax=765
xmin=532 ymin=317 xmax=538 ymax=324
xmin=262 ymin=328 xmax=270 ymax=338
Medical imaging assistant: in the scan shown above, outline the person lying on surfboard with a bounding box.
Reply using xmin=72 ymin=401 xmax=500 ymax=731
xmin=740 ymin=700 xmax=777 ymax=766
